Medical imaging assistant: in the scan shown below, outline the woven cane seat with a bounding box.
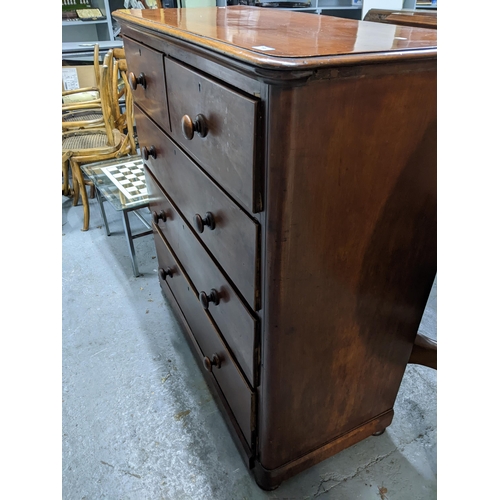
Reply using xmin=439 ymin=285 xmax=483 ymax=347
xmin=62 ymin=109 xmax=104 ymax=131
xmin=62 ymin=129 xmax=122 ymax=155
xmin=63 ymin=110 xmax=103 ymax=123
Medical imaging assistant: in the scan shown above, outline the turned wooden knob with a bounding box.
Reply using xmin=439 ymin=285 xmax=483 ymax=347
xmin=159 ymin=267 xmax=173 ymax=281
xmin=128 ymin=71 xmax=146 ymax=90
xmin=181 ymin=114 xmax=208 ymax=140
xmin=199 ymin=289 xmax=220 ymax=309
xmin=152 ymin=210 xmax=167 ymax=224
xmin=193 ymin=212 xmax=215 ymax=233
xmin=141 ymin=145 xmax=156 ymax=161
xmin=203 ymin=354 xmax=221 ymax=372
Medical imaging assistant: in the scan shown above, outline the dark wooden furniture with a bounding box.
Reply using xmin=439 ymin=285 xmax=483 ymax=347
xmin=409 ymin=332 xmax=437 ymax=369
xmin=364 ymin=8 xmax=437 ymax=29
xmin=363 ymin=6 xmax=438 ymax=371
xmin=114 ymin=6 xmax=437 ymax=490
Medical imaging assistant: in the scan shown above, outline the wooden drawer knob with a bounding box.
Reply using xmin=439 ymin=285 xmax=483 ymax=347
xmin=128 ymin=71 xmax=146 ymax=90
xmin=194 ymin=212 xmax=215 ymax=233
xmin=203 ymin=354 xmax=221 ymax=372
xmin=199 ymin=289 xmax=220 ymax=309
xmin=152 ymin=210 xmax=167 ymax=224
xmin=159 ymin=267 xmax=173 ymax=281
xmin=181 ymin=114 xmax=208 ymax=140
xmin=141 ymin=145 xmax=156 ymax=161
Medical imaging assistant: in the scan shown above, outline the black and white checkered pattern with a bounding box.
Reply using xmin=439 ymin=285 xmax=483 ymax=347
xmin=102 ymin=159 xmax=148 ymax=200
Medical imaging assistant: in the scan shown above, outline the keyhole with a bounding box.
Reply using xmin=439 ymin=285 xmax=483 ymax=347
xmin=198 ymin=83 xmax=201 ymax=92
xmin=139 ymin=48 xmax=142 ymax=56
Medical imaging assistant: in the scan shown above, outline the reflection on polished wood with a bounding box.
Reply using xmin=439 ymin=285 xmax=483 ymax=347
xmin=364 ymin=8 xmax=437 ymax=29
xmin=113 ymin=6 xmax=437 ymax=68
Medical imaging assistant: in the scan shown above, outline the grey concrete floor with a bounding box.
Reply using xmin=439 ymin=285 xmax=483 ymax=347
xmin=62 ymin=191 xmax=437 ymax=500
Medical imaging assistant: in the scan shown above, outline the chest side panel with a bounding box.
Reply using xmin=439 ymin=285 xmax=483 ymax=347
xmin=259 ymin=63 xmax=437 ymax=469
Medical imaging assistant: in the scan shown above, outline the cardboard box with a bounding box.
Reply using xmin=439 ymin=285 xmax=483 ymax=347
xmin=62 ymin=65 xmax=99 ymax=91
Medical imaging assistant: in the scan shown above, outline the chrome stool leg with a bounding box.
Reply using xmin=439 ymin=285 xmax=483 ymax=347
xmin=122 ymin=209 xmax=140 ymax=277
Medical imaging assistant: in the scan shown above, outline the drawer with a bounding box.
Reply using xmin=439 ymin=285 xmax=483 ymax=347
xmin=153 ymin=227 xmax=254 ymax=446
xmin=123 ymin=36 xmax=170 ymax=133
xmin=136 ymin=106 xmax=260 ymax=311
xmin=164 ymin=57 xmax=261 ymax=213
xmin=145 ymin=168 xmax=257 ymax=386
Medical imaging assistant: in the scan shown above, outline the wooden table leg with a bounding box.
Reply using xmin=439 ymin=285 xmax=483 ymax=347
xmin=62 ymin=151 xmax=72 ymax=196
xmin=70 ymin=158 xmax=90 ymax=231
xmin=409 ymin=333 xmax=437 ymax=369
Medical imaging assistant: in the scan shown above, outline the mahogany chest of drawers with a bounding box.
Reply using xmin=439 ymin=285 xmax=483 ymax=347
xmin=114 ymin=7 xmax=437 ymax=490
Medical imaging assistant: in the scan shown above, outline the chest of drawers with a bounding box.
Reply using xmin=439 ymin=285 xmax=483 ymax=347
xmin=114 ymin=6 xmax=437 ymax=490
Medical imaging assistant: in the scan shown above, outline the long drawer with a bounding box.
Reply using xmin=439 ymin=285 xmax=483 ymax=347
xmin=136 ymin=106 xmax=260 ymax=311
xmin=153 ymin=226 xmax=254 ymax=446
xmin=164 ymin=57 xmax=261 ymax=213
xmin=123 ymin=36 xmax=171 ymax=133
xmin=145 ymin=168 xmax=257 ymax=386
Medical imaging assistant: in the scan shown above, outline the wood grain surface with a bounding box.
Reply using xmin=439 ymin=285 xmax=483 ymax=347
xmin=115 ymin=7 xmax=437 ymax=489
xmin=153 ymin=224 xmax=254 ymax=446
xmin=146 ymin=171 xmax=258 ymax=387
xmin=135 ymin=106 xmax=261 ymax=311
xmin=113 ymin=7 xmax=437 ymax=69
xmin=259 ymin=62 xmax=436 ymax=471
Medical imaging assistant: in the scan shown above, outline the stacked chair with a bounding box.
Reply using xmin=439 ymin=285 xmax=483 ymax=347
xmin=62 ymin=44 xmax=103 ymax=131
xmin=62 ymin=47 xmax=136 ymax=231
xmin=62 ymin=46 xmax=128 ymax=132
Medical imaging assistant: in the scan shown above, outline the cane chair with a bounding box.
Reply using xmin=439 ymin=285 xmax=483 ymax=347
xmin=61 ymin=49 xmax=130 ymax=197
xmin=62 ymin=45 xmax=106 ymax=196
xmin=106 ymin=49 xmax=129 ymax=135
xmin=62 ymin=43 xmax=101 ymax=106
xmin=62 ymin=49 xmax=136 ymax=231
xmin=62 ymin=46 xmax=128 ymax=132
xmin=62 ymin=44 xmax=102 ymax=131
xmin=62 ymin=151 xmax=72 ymax=196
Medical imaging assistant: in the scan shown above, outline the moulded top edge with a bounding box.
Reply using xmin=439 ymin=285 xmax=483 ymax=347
xmin=113 ymin=6 xmax=437 ymax=69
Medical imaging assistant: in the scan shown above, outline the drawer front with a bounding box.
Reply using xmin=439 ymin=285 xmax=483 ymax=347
xmin=153 ymin=227 xmax=253 ymax=446
xmin=136 ymin=106 xmax=260 ymax=311
xmin=145 ymin=169 xmax=257 ymax=386
xmin=165 ymin=57 xmax=260 ymax=213
xmin=122 ymin=36 xmax=170 ymax=133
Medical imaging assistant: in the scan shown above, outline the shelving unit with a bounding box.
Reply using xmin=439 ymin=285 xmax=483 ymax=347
xmin=292 ymin=2 xmax=362 ymax=18
xmin=220 ymin=0 xmax=363 ymax=19
xmin=403 ymin=0 xmax=437 ymax=9
xmin=62 ymin=0 xmax=125 ymax=60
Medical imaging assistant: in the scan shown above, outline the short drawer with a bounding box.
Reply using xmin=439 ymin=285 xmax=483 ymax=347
xmin=123 ymin=36 xmax=170 ymax=133
xmin=153 ymin=227 xmax=254 ymax=446
xmin=136 ymin=106 xmax=260 ymax=311
xmin=164 ymin=57 xmax=261 ymax=213
xmin=145 ymin=168 xmax=257 ymax=386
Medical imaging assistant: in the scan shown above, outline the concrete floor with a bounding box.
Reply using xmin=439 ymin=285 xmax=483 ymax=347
xmin=62 ymin=192 xmax=437 ymax=500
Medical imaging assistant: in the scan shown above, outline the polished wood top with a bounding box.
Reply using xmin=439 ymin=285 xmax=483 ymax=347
xmin=113 ymin=6 xmax=437 ymax=69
